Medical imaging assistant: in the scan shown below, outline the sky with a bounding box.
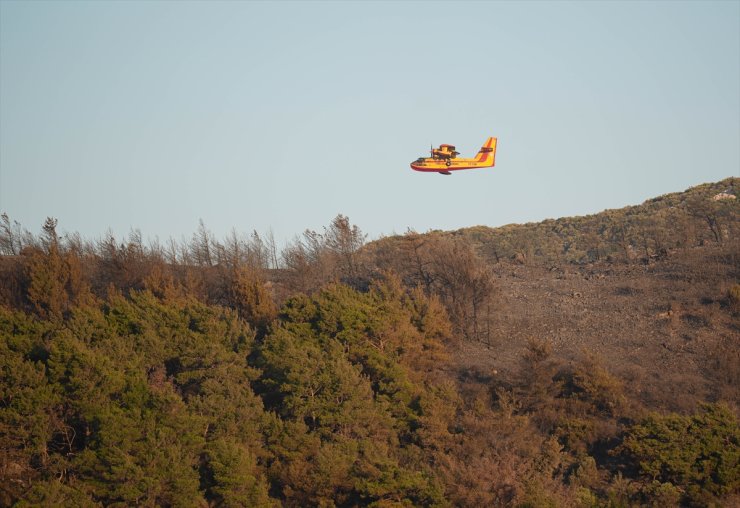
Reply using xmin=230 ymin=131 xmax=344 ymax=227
xmin=1 ymin=0 xmax=738 ymax=248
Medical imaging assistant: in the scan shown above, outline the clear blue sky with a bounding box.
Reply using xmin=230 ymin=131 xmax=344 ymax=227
xmin=1 ymin=0 xmax=738 ymax=247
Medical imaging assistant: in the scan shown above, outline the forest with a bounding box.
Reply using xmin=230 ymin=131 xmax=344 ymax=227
xmin=1 ymin=177 xmax=738 ymax=507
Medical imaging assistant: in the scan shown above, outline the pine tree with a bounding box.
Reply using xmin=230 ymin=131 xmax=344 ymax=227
xmin=26 ymin=218 xmax=69 ymax=320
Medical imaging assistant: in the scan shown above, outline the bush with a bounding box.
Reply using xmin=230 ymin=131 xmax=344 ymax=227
xmin=728 ymin=283 xmax=740 ymax=314
xmin=617 ymin=403 xmax=740 ymax=506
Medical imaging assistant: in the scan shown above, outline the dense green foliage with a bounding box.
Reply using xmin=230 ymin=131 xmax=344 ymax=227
xmin=1 ymin=292 xmax=268 ymax=506
xmin=617 ymin=404 xmax=740 ymax=506
xmin=0 ymin=272 xmax=459 ymax=506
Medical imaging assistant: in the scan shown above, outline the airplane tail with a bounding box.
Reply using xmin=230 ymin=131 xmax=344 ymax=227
xmin=474 ymin=137 xmax=497 ymax=166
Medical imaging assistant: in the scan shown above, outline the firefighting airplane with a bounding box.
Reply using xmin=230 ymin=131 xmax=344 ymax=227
xmin=410 ymin=137 xmax=497 ymax=175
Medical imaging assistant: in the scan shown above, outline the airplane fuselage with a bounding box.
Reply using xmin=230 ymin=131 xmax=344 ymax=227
xmin=410 ymin=158 xmax=492 ymax=172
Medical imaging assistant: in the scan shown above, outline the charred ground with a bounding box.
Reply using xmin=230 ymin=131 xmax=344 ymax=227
xmin=454 ymin=244 xmax=739 ymax=413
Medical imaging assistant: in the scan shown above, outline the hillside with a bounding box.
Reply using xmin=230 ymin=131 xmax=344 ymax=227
xmin=455 ymin=177 xmax=738 ymax=265
xmin=363 ymin=177 xmax=739 ymax=412
xmin=1 ymin=178 xmax=738 ymax=507
xmin=455 ymin=244 xmax=738 ymax=411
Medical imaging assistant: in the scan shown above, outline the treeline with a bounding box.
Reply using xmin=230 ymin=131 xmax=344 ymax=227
xmin=0 ymin=213 xmax=499 ymax=344
xmin=1 ymin=179 xmax=739 ymax=506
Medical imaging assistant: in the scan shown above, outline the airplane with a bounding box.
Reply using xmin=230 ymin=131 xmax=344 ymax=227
xmin=410 ymin=137 xmax=497 ymax=175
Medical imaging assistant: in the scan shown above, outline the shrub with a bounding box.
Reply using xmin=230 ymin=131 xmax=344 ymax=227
xmin=617 ymin=403 xmax=740 ymax=506
xmin=728 ymin=283 xmax=740 ymax=314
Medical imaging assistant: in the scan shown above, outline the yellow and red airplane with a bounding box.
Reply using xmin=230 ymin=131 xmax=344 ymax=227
xmin=410 ymin=137 xmax=497 ymax=175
